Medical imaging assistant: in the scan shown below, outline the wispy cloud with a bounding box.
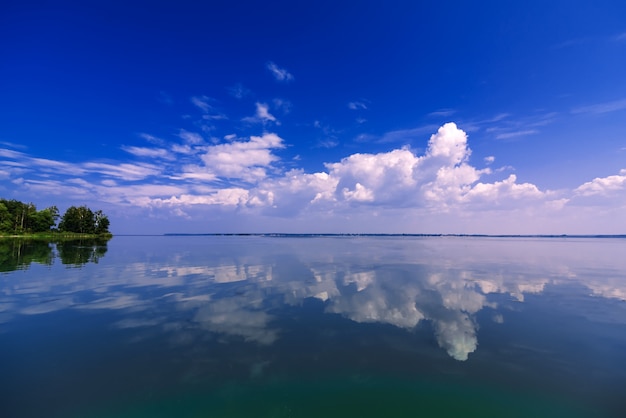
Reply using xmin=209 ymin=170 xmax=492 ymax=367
xmin=242 ymin=103 xmax=278 ymax=124
xmin=0 ymin=141 xmax=27 ymax=150
xmin=348 ymin=101 xmax=367 ymax=110
xmin=266 ymin=61 xmax=293 ymax=82
xmin=316 ymin=139 xmax=339 ymax=149
xmin=82 ymin=162 xmax=161 ymax=181
xmin=121 ymin=146 xmax=174 ymax=160
xmin=178 ymin=129 xmax=205 ymax=144
xmin=191 ymin=95 xmax=213 ymax=112
xmin=495 ymin=130 xmax=538 ymax=140
xmin=138 ymin=133 xmax=165 ymax=145
xmin=0 ymin=148 xmax=27 ymax=159
xmin=428 ymin=108 xmax=456 ymax=117
xmin=485 ymin=113 xmax=510 ymax=123
xmin=572 ymin=98 xmax=626 ymax=115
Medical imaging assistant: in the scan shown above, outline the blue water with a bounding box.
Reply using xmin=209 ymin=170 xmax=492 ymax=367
xmin=1 ymin=236 xmax=625 ymax=417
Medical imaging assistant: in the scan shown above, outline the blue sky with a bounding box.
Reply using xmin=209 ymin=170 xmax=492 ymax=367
xmin=1 ymin=0 xmax=626 ymax=234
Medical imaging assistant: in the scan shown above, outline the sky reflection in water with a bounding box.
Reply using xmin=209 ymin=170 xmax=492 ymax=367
xmin=1 ymin=236 xmax=625 ymax=417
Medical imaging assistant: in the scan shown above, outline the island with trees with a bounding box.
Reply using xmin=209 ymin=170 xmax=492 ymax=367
xmin=0 ymin=198 xmax=112 ymax=238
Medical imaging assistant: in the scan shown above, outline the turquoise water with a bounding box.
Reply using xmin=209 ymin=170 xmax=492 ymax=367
xmin=1 ymin=236 xmax=625 ymax=417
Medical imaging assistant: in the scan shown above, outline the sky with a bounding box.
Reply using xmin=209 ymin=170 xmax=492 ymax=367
xmin=1 ymin=0 xmax=626 ymax=234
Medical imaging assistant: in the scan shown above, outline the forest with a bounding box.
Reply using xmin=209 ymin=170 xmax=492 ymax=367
xmin=0 ymin=199 xmax=111 ymax=236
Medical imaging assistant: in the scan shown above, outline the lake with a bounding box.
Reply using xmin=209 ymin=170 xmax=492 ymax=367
xmin=1 ymin=235 xmax=625 ymax=417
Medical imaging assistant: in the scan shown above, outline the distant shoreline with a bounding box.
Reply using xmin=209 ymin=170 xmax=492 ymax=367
xmin=160 ymin=233 xmax=626 ymax=239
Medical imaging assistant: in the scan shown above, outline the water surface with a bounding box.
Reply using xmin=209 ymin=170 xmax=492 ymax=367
xmin=1 ymin=236 xmax=625 ymax=417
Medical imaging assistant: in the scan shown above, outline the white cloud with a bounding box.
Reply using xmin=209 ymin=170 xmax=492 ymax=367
xmin=326 ymin=148 xmax=420 ymax=205
xmin=121 ymin=146 xmax=173 ymax=160
xmin=255 ymin=103 xmax=276 ymax=122
xmin=152 ymin=189 xmax=250 ymax=207
xmin=200 ymin=133 xmax=285 ymax=182
xmin=0 ymin=148 xmax=28 ymax=159
xmin=266 ymin=61 xmax=293 ymax=82
xmin=342 ymin=183 xmax=375 ymax=202
xmin=152 ymin=123 xmax=553 ymax=216
xmin=178 ymin=129 xmax=204 ymax=144
xmin=8 ymin=122 xmax=626 ymax=234
xmin=138 ymin=133 xmax=165 ymax=145
xmin=426 ymin=122 xmax=471 ymax=164
xmin=574 ymin=169 xmax=626 ymax=196
xmin=243 ymin=103 xmax=278 ymax=125
xmin=495 ymin=130 xmax=538 ymax=140
xmin=464 ymin=174 xmax=545 ymax=204
xmin=82 ymin=162 xmax=161 ymax=181
xmin=484 ymin=156 xmax=495 ymax=164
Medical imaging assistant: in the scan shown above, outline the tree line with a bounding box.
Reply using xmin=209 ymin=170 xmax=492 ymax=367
xmin=0 ymin=199 xmax=110 ymax=235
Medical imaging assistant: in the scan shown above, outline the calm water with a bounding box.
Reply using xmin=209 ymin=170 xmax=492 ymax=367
xmin=1 ymin=236 xmax=625 ymax=417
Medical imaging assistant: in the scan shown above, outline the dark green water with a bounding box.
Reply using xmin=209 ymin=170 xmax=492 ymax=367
xmin=1 ymin=236 xmax=625 ymax=417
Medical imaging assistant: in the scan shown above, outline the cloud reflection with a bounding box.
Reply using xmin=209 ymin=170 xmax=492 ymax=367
xmin=2 ymin=237 xmax=626 ymax=360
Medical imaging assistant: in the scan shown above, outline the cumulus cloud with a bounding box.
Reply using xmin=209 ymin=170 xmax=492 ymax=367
xmin=574 ymin=169 xmax=626 ymax=196
xmin=6 ymin=123 xmax=560 ymax=221
xmin=266 ymin=61 xmax=293 ymax=82
xmin=464 ymin=174 xmax=545 ymax=206
xmin=4 ymin=122 xmax=619 ymax=233
xmin=199 ymin=133 xmax=285 ymax=182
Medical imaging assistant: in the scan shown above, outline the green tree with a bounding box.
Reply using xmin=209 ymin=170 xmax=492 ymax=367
xmin=31 ymin=206 xmax=60 ymax=232
xmin=0 ymin=201 xmax=12 ymax=233
xmin=59 ymin=206 xmax=96 ymax=234
xmin=0 ymin=199 xmax=36 ymax=233
xmin=94 ymin=210 xmax=110 ymax=234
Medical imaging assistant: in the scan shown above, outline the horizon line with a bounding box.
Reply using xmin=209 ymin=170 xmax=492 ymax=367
xmin=112 ymin=233 xmax=626 ymax=239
